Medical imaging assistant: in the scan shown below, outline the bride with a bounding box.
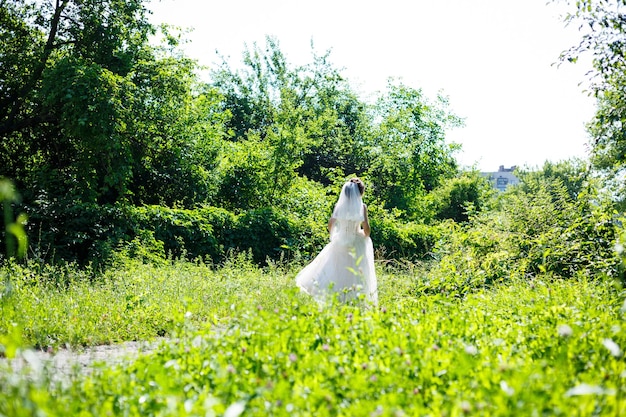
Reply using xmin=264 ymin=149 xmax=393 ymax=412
xmin=296 ymin=178 xmax=377 ymax=305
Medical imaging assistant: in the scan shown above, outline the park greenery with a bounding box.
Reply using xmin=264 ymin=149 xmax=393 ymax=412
xmin=0 ymin=0 xmax=625 ymax=415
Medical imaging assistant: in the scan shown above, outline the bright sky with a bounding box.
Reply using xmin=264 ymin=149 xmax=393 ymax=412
xmin=148 ymin=0 xmax=596 ymax=172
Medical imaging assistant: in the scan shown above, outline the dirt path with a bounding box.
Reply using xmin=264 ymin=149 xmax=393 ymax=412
xmin=3 ymin=339 xmax=163 ymax=383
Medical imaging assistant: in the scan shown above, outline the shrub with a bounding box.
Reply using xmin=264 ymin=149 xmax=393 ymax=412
xmin=369 ymin=206 xmax=444 ymax=261
xmin=423 ymin=175 xmax=622 ymax=297
xmin=230 ymin=207 xmax=298 ymax=265
xmin=428 ymin=171 xmax=495 ymax=223
xmin=125 ymin=205 xmax=232 ymax=263
xmin=25 ymin=199 xmax=126 ymax=265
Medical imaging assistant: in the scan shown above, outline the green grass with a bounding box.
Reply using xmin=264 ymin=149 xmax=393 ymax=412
xmin=0 ymin=257 xmax=625 ymax=416
xmin=0 ymin=255 xmax=297 ymax=349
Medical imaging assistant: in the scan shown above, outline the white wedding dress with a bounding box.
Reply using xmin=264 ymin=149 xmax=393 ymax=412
xmin=296 ymin=182 xmax=377 ymax=305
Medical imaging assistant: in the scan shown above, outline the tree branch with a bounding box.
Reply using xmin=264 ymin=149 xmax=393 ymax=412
xmin=0 ymin=0 xmax=69 ymax=136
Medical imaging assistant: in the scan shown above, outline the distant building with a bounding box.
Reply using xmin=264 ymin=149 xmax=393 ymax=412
xmin=482 ymin=165 xmax=519 ymax=192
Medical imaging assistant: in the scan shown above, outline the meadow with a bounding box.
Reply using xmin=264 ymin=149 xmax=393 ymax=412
xmin=1 ymin=256 xmax=624 ymax=416
xmin=3 ymin=1 xmax=626 ymax=415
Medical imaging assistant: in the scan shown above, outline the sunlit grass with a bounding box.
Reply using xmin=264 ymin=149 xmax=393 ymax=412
xmin=0 ymin=257 xmax=625 ymax=415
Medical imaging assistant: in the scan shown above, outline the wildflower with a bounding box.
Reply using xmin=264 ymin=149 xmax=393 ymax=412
xmin=565 ymin=383 xmax=606 ymax=396
xmin=602 ymin=338 xmax=622 ymax=357
xmin=557 ymin=324 xmax=573 ymax=338
xmin=289 ymin=353 xmax=298 ymax=362
xmin=224 ymin=401 xmax=246 ymax=417
xmin=464 ymin=344 xmax=478 ymax=356
xmin=500 ymin=380 xmax=514 ymax=396
xmin=459 ymin=400 xmax=471 ymax=413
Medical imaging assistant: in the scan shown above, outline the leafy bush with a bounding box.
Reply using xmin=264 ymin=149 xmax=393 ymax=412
xmin=423 ymin=175 xmax=622 ymax=297
xmin=126 ymin=205 xmax=229 ymax=263
xmin=428 ymin=171 xmax=495 ymax=223
xmin=369 ymin=206 xmax=444 ymax=261
xmin=25 ymin=199 xmax=126 ymax=265
xmin=0 ymin=179 xmax=27 ymax=260
xmin=231 ymin=207 xmax=310 ymax=265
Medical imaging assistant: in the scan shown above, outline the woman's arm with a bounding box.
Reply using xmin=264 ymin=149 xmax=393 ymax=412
xmin=328 ymin=217 xmax=336 ymax=234
xmin=362 ymin=204 xmax=371 ymax=238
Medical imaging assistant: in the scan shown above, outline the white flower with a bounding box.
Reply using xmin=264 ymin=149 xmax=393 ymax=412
xmin=500 ymin=380 xmax=514 ymax=396
xmin=557 ymin=324 xmax=573 ymax=337
xmin=602 ymin=338 xmax=622 ymax=357
xmin=464 ymin=344 xmax=478 ymax=355
xmin=224 ymin=401 xmax=246 ymax=417
xmin=565 ymin=383 xmax=605 ymax=396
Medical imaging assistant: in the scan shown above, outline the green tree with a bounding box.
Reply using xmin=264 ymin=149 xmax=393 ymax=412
xmin=0 ymin=0 xmax=231 ymax=263
xmin=515 ymin=159 xmax=589 ymax=201
xmin=365 ymin=81 xmax=462 ymax=215
xmin=0 ymin=0 xmax=152 ymax=200
xmin=0 ymin=0 xmax=224 ymax=207
xmin=428 ymin=171 xmax=495 ymax=223
xmin=211 ymin=37 xmax=370 ymax=208
xmin=556 ymin=0 xmax=626 ymax=205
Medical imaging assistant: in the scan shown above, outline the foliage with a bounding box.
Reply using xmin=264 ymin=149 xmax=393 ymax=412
xmin=368 ymin=206 xmax=445 ymax=262
xmin=515 ymin=159 xmax=590 ymax=201
xmin=365 ymin=81 xmax=462 ymax=214
xmin=124 ymin=205 xmax=226 ymax=263
xmin=0 ymin=260 xmax=624 ymax=415
xmin=557 ymin=0 xmax=626 ymax=204
xmin=24 ymin=199 xmax=125 ymax=265
xmin=424 ymin=165 xmax=622 ymax=297
xmin=0 ymin=179 xmax=28 ymax=260
xmin=211 ymin=36 xmax=368 ymax=188
xmin=0 ymin=0 xmax=227 ymax=208
xmin=427 ymin=171 xmax=495 ymax=223
xmin=617 ymin=218 xmax=626 ymax=282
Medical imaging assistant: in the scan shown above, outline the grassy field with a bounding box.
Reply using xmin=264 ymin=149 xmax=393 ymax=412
xmin=0 ymin=256 xmax=625 ymax=416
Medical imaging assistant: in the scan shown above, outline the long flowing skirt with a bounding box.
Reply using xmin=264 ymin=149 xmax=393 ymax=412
xmin=296 ymin=233 xmax=377 ymax=305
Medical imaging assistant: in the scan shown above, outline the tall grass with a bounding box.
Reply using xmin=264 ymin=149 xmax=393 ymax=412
xmin=0 ymin=256 xmax=625 ymax=415
xmin=0 ymin=254 xmax=302 ymax=349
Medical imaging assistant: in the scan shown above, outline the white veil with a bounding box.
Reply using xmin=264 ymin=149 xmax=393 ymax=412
xmin=332 ymin=181 xmax=364 ymax=222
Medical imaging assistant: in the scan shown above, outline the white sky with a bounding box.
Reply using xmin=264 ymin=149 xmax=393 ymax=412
xmin=147 ymin=0 xmax=596 ymax=172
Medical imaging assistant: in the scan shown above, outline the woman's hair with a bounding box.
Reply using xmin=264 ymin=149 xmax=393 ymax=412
xmin=349 ymin=177 xmax=365 ymax=195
